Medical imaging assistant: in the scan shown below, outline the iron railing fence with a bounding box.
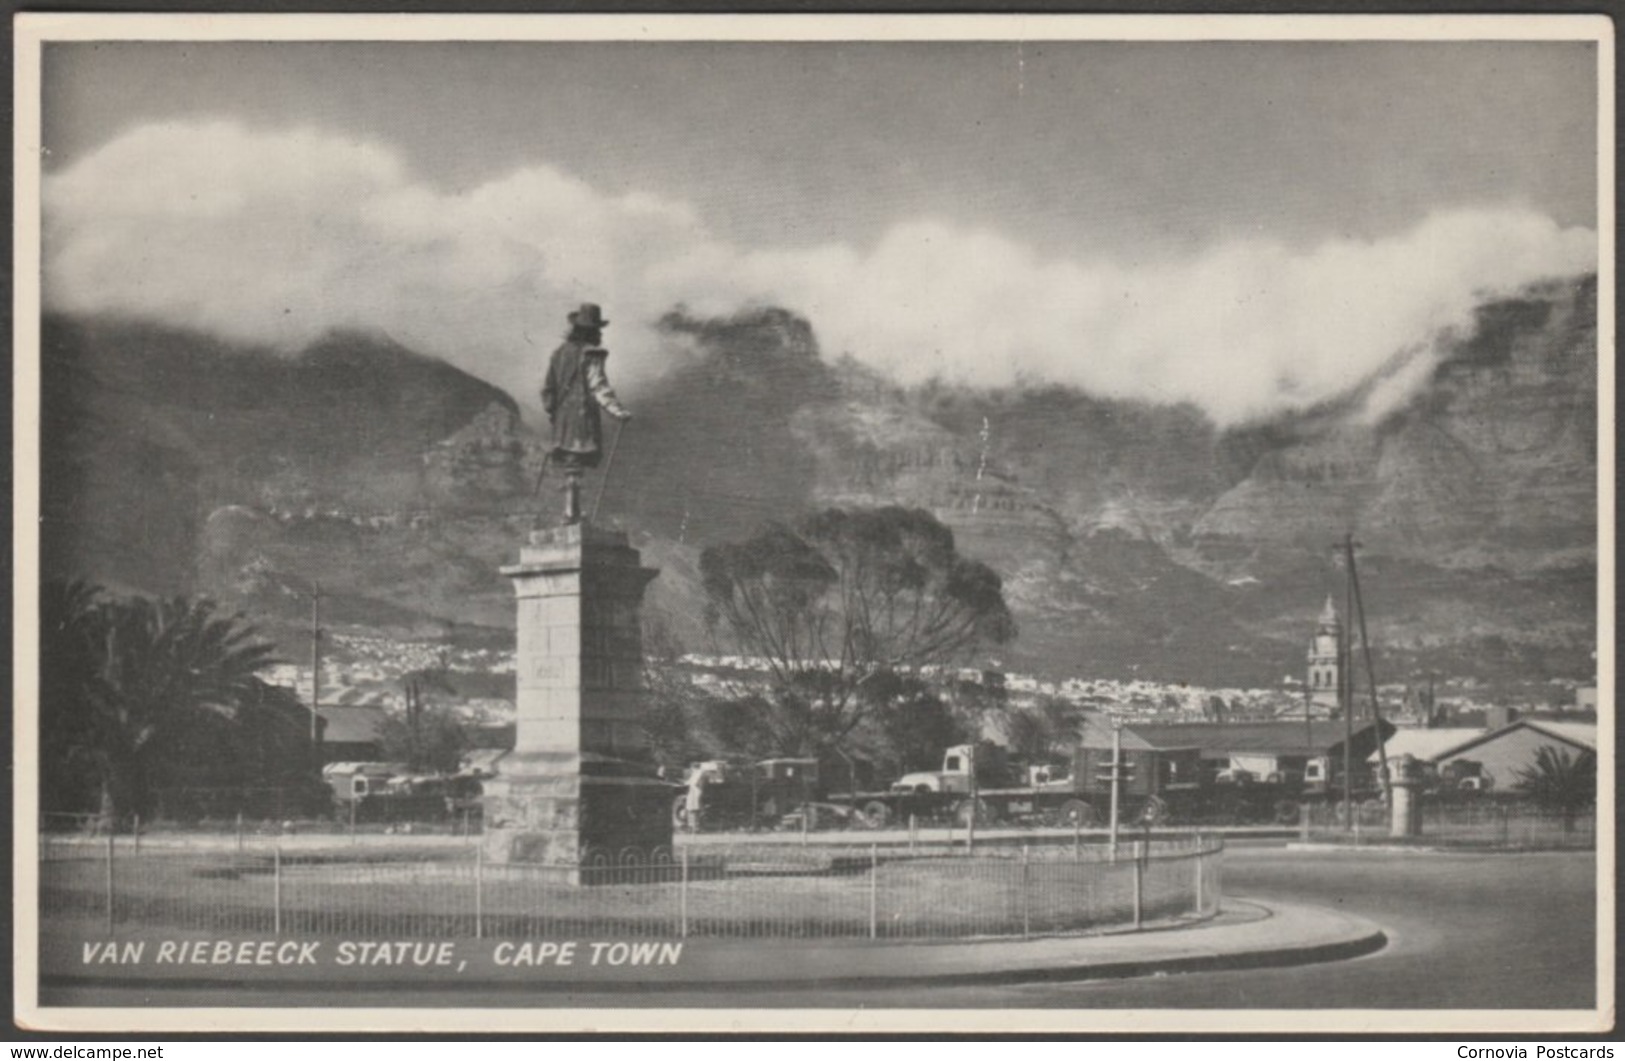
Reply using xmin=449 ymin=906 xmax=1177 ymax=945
xmin=41 ymin=808 xmax=483 ymax=842
xmin=40 ymin=834 xmax=1223 ymax=942
xmin=1297 ymin=799 xmax=1595 ymax=848
xmin=41 ymin=806 xmax=1269 ymax=854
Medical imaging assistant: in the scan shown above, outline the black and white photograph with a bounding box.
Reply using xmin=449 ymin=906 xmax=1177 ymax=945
xmin=12 ymin=13 xmax=1613 ymax=1036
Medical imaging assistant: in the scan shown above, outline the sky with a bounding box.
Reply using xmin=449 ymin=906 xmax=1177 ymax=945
xmin=39 ymin=37 xmax=1600 ymax=423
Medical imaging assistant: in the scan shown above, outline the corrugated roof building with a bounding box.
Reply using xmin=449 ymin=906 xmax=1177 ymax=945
xmin=1432 ymin=719 xmax=1597 ymax=792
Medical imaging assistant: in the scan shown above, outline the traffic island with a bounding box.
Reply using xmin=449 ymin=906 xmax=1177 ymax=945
xmin=40 ymin=897 xmax=1385 ymax=993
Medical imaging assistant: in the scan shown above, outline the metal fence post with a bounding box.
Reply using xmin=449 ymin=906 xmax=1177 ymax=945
xmin=908 ymin=814 xmax=917 ymax=853
xmin=133 ymin=813 xmax=140 ymax=856
xmin=1500 ymin=805 xmax=1510 ymax=847
xmin=801 ymin=806 xmax=809 ymax=847
xmin=1073 ymin=819 xmax=1081 ymax=861
xmin=273 ymin=845 xmax=283 ymax=937
xmin=680 ymin=846 xmax=690 ymax=938
xmin=868 ymin=844 xmax=879 ymax=940
xmin=105 ymin=828 xmax=115 ymax=936
xmin=1021 ymin=843 xmax=1031 ymax=939
xmin=235 ymin=811 xmax=244 ymax=854
xmin=474 ymin=840 xmax=485 ymax=939
xmin=1194 ymin=836 xmax=1204 ymax=915
xmin=1131 ymin=841 xmax=1143 ymax=929
xmin=1300 ymin=802 xmax=1311 ymax=843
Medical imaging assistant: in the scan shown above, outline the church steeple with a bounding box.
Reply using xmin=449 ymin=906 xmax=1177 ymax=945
xmin=1318 ymin=595 xmax=1339 ymax=627
xmin=1307 ymin=596 xmax=1341 ymax=715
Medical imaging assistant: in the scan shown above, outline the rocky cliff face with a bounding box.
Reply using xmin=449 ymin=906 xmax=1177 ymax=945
xmin=1193 ymin=275 xmax=1597 ymax=573
xmin=37 ymin=273 xmax=1599 ymax=687
xmin=40 ymin=315 xmax=528 ymax=629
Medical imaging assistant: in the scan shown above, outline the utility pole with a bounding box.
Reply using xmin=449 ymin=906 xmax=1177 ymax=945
xmin=310 ymin=583 xmax=323 ymax=757
xmin=1303 ymin=667 xmax=1314 ymax=786
xmin=1336 ymin=536 xmax=1355 ymax=830
xmin=1109 ymin=718 xmax=1123 ymax=859
xmin=966 ymin=742 xmax=978 ymax=852
xmin=1348 ymin=542 xmax=1391 ymax=801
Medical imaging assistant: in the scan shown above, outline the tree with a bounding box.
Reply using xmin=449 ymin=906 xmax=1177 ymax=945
xmin=699 ymin=506 xmax=1016 ymax=763
xmin=1514 ymin=745 xmax=1596 ymax=830
xmin=377 ymin=671 xmax=469 ymax=774
xmin=40 ymin=581 xmax=282 ymax=824
xmin=848 ymin=671 xmax=976 ymax=785
xmin=40 ymin=579 xmax=107 ymax=814
xmin=1002 ymin=697 xmax=1078 ymax=765
xmin=146 ymin=678 xmax=331 ymax=819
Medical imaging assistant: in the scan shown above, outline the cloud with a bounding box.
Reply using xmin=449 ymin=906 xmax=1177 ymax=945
xmin=44 ymin=120 xmax=1596 ymax=424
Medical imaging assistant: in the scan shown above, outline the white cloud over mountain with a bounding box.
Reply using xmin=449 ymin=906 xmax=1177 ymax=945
xmin=43 ymin=120 xmax=1596 ymax=424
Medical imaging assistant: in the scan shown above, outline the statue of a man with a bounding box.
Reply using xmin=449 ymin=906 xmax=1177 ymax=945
xmin=542 ymin=302 xmax=631 ymax=523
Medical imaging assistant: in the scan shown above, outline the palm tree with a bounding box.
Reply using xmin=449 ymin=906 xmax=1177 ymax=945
xmin=41 ymin=581 xmax=280 ymax=826
xmin=40 ymin=579 xmax=108 ymax=815
xmin=1513 ymin=745 xmax=1596 ymax=833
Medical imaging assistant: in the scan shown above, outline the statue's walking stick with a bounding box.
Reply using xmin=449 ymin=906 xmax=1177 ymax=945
xmin=590 ymin=418 xmax=626 ymax=523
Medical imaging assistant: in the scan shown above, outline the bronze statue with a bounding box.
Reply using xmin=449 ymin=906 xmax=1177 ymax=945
xmin=541 ymin=302 xmax=631 ymax=524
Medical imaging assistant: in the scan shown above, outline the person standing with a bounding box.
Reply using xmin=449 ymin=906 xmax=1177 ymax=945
xmin=541 ymin=302 xmax=631 ymax=523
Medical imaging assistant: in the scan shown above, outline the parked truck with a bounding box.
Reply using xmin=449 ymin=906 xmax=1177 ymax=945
xmin=841 ymin=739 xmax=1202 ymax=828
xmin=850 ymin=732 xmax=1369 ymax=829
xmin=673 ymin=730 xmax=1373 ymax=832
xmin=671 ymin=757 xmax=829 ymax=831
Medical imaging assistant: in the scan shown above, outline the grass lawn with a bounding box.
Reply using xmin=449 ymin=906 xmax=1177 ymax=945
xmin=41 ymin=848 xmax=1211 ymax=940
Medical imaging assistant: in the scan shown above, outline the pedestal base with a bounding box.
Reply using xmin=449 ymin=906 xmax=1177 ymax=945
xmin=482 ymin=752 xmax=676 ymax=881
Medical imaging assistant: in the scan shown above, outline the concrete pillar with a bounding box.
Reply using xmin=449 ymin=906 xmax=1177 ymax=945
xmin=481 ymin=523 xmax=673 ymax=876
xmin=1389 ymin=753 xmax=1423 ymax=839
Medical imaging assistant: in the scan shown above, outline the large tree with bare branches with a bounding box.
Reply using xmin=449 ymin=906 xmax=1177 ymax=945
xmin=698 ymin=506 xmax=1015 ymax=763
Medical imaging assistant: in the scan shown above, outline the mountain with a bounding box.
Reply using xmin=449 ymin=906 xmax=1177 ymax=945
xmin=37 ymin=273 xmax=1599 ymax=692
xmin=1192 ymin=275 xmax=1597 ymax=573
xmin=40 ymin=314 xmax=535 ymax=632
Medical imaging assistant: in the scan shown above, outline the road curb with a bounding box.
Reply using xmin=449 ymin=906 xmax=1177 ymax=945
xmin=1283 ymin=842 xmax=1595 ymax=856
xmin=41 ymin=899 xmax=1388 ymax=994
xmin=1284 ymin=842 xmax=1444 ymax=854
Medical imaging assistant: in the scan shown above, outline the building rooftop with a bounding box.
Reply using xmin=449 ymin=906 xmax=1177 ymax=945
xmin=1431 ymin=719 xmax=1598 ymax=763
xmin=1523 ymin=720 xmax=1599 ymax=751
xmin=1128 ymin=720 xmax=1391 ymax=756
xmin=1076 ymin=715 xmax=1191 ymax=752
xmin=461 ymin=748 xmax=510 ymax=776
xmin=1368 ymin=727 xmax=1487 ymax=763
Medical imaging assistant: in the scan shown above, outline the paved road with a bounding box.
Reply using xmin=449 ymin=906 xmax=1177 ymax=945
xmin=38 ymin=847 xmax=1598 ymax=1012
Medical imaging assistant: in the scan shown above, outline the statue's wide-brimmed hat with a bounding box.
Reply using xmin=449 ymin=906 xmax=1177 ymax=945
xmin=568 ymin=302 xmax=610 ymax=329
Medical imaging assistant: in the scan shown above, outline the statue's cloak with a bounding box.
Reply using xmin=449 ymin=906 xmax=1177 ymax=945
xmin=542 ymin=339 xmax=608 ymax=464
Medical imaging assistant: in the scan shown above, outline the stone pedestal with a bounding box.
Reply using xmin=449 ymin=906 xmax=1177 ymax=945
xmin=481 ymin=522 xmax=674 ymax=878
xmin=1389 ymin=754 xmax=1424 ymax=839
